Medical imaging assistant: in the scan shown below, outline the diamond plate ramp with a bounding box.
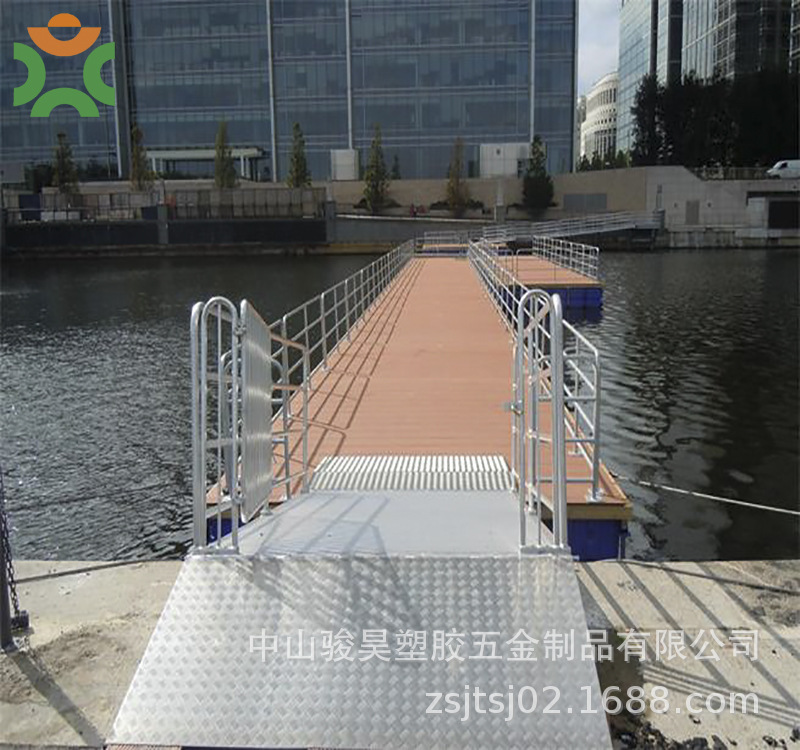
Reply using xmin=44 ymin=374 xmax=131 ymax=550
xmin=112 ymin=552 xmax=611 ymax=749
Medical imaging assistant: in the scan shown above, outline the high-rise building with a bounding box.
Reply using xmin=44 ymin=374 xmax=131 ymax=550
xmin=616 ymin=0 xmax=658 ymax=153
xmin=656 ymin=0 xmax=684 ymax=84
xmin=792 ymin=0 xmax=800 ymax=71
xmin=1 ymin=0 xmax=579 ymax=181
xmin=580 ymin=72 xmax=618 ymax=161
xmin=682 ymin=0 xmax=792 ymax=80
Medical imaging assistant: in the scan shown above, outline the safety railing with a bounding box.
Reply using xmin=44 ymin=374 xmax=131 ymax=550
xmin=562 ymin=320 xmax=602 ymax=502
xmin=419 ymin=230 xmax=475 ymax=255
xmin=268 ymin=238 xmax=414 ymax=390
xmin=468 ymin=238 xmax=604 ymax=548
xmin=468 ymin=239 xmax=568 ymax=550
xmin=190 ymin=297 xmax=310 ymax=550
xmin=483 ymin=211 xmax=662 ymax=243
xmin=267 ymin=239 xmax=415 ymax=489
xmin=515 ymin=235 xmax=600 ymax=280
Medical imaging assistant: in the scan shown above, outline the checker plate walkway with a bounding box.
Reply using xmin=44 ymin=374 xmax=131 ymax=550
xmin=111 ymin=490 xmax=612 ymax=749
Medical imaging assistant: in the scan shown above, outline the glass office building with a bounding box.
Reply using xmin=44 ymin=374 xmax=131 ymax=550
xmin=616 ymin=0 xmax=657 ymax=153
xmin=682 ymin=0 xmax=792 ymax=81
xmin=656 ymin=0 xmax=684 ymax=84
xmin=1 ymin=0 xmax=578 ymax=181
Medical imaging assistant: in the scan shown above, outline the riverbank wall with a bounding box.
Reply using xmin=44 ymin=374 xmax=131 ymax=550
xmin=1 ymin=558 xmax=797 ymax=748
xmin=1 ymin=166 xmax=797 ymax=256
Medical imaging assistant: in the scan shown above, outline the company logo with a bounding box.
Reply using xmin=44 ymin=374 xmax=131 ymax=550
xmin=13 ymin=12 xmax=115 ymax=118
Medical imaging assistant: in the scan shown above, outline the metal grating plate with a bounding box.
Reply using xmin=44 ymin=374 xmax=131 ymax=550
xmin=311 ymin=455 xmax=513 ymax=491
xmin=111 ymin=552 xmax=611 ymax=749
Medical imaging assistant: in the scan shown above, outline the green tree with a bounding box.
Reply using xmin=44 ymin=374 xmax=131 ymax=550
xmin=214 ymin=120 xmax=237 ymax=188
xmin=446 ymin=137 xmax=469 ymax=217
xmin=613 ymin=150 xmax=630 ymax=169
xmin=730 ymin=68 xmax=799 ymax=167
xmin=286 ymin=122 xmax=311 ymax=187
xmin=363 ymin=124 xmax=390 ymax=214
xmin=631 ymin=74 xmax=662 ymax=166
xmin=390 ymin=154 xmax=401 ymax=180
xmin=590 ymin=151 xmax=603 ymax=171
xmin=522 ymin=135 xmax=553 ymax=214
xmin=24 ymin=162 xmax=53 ymax=193
xmin=53 ymin=132 xmax=78 ymax=195
xmin=130 ymin=123 xmax=154 ymax=190
xmin=577 ymin=154 xmax=591 ymax=172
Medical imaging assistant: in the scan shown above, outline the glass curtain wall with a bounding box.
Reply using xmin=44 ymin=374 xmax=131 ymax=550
xmin=0 ymin=0 xmax=117 ymax=173
xmin=126 ymin=0 xmax=271 ymax=178
xmin=271 ymin=0 xmax=348 ymax=181
xmin=350 ymin=0 xmax=532 ymax=179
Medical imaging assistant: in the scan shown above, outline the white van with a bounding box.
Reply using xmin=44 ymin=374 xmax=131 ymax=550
xmin=767 ymin=159 xmax=800 ymax=179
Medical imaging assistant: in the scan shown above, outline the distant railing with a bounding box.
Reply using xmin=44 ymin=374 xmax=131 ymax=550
xmin=419 ymin=230 xmax=478 ymax=255
xmin=691 ymin=166 xmax=769 ymax=181
xmin=5 ymin=186 xmax=326 ymax=224
xmin=483 ymin=211 xmax=662 ymax=244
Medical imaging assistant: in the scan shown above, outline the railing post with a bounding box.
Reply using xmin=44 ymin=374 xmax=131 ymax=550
xmin=281 ymin=315 xmax=291 ymax=417
xmin=302 ymin=350 xmax=310 ymax=492
xmin=190 ymin=302 xmax=206 ymax=548
xmin=550 ymin=294 xmax=568 ymax=548
xmin=590 ymin=359 xmax=602 ymax=503
xmin=320 ymin=292 xmax=328 ymax=369
xmin=344 ymin=277 xmax=351 ymax=341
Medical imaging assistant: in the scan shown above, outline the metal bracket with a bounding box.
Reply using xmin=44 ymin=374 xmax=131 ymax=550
xmin=503 ymin=400 xmax=522 ymax=415
xmin=586 ymin=489 xmax=604 ymax=504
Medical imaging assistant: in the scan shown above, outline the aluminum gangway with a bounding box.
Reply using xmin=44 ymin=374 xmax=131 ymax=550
xmin=111 ymin=238 xmax=614 ymax=749
xmin=483 ymin=210 xmax=663 ymax=242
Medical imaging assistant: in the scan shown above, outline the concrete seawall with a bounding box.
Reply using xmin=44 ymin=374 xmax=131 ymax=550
xmin=1 ymin=559 xmax=797 ymax=748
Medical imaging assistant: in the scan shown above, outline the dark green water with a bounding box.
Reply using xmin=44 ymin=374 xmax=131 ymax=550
xmin=1 ymin=248 xmax=798 ymax=561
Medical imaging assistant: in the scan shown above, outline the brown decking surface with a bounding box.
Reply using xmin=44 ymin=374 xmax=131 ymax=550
xmin=279 ymin=256 xmax=628 ymax=519
xmin=418 ymin=245 xmax=601 ymax=289
xmin=502 ymin=256 xmax=602 ymax=289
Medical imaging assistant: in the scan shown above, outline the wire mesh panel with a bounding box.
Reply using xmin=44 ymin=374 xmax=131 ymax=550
xmin=240 ymin=301 xmax=274 ymax=522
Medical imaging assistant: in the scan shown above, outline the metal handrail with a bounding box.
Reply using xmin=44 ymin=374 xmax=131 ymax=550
xmin=190 ymin=297 xmax=312 ymax=550
xmin=467 ymin=240 xmax=568 ymax=549
xmin=266 ymin=240 xmax=416 ymax=497
xmin=268 ymin=239 xmax=415 ymax=390
xmin=483 ymin=211 xmax=661 ymax=243
xmin=467 ymin=238 xmax=604 ymax=546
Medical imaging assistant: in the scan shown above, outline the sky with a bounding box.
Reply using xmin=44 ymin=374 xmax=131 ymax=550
xmin=578 ymin=0 xmax=620 ymax=96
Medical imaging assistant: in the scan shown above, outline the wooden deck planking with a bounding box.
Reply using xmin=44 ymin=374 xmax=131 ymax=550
xmin=501 ymin=256 xmax=601 ymax=289
xmin=275 ymin=256 xmax=627 ymax=518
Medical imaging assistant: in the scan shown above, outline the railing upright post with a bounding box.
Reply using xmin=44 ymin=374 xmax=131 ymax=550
xmin=320 ymin=292 xmax=328 ymax=369
xmin=302 ymin=350 xmax=310 ymax=492
xmin=515 ymin=295 xmax=526 ymax=548
xmin=345 ymin=278 xmax=351 ymax=341
xmin=190 ymin=302 xmax=206 ymax=548
xmin=281 ymin=315 xmax=291 ymax=417
xmin=590 ymin=359 xmax=602 ymax=502
xmin=550 ymin=294 xmax=567 ymax=548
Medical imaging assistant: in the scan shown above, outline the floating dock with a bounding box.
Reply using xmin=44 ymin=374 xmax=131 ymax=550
xmin=268 ymin=251 xmax=628 ymax=559
xmin=112 ymin=228 xmax=631 ymax=749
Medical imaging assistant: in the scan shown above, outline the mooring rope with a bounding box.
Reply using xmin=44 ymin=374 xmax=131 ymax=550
xmin=610 ymin=471 xmax=800 ymax=517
